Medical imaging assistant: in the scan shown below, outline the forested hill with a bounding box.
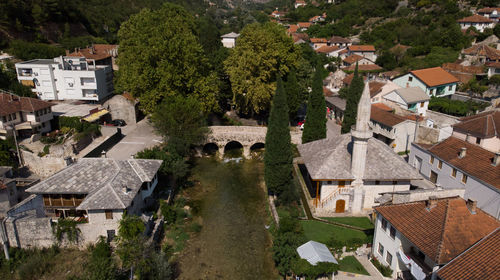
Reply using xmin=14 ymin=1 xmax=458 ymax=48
xmin=0 ymin=0 xmax=214 ymax=48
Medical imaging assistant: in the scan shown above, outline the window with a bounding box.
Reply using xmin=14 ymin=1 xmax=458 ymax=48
xmin=390 ymin=226 xmax=396 ymax=239
xmin=476 ymin=138 xmax=481 ymax=144
xmin=375 ymin=180 xmax=380 ymax=185
xmin=12 ymin=114 xmax=16 ymax=120
xmin=462 ymin=174 xmax=468 ymax=184
xmin=451 ymin=168 xmax=457 ymax=178
xmin=381 ymin=218 xmax=388 ymax=231
xmin=386 ymin=252 xmax=393 ymax=266
xmin=438 ymin=160 xmax=443 ymax=169
xmin=431 ymin=89 xmax=435 ymax=95
xmin=338 ymin=181 xmax=345 ymax=188
xmin=448 ymin=85 xmax=453 ymax=91
xmin=392 ymin=181 xmax=397 ymax=185
xmin=420 ymin=102 xmax=424 ymax=108
xmin=105 ymin=210 xmax=113 ymax=220
xmin=378 ymin=243 xmax=384 ymax=256
xmin=408 ymin=76 xmax=413 ymax=82
xmin=430 ymin=171 xmax=438 ymax=184
xmin=430 ymin=156 xmax=434 ymax=164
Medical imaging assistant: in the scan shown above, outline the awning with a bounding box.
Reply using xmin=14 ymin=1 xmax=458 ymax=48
xmin=82 ymin=109 xmax=109 ymax=123
xmin=297 ymin=240 xmax=338 ymax=266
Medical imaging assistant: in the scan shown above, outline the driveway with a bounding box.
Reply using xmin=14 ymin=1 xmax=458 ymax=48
xmin=106 ymin=118 xmax=162 ymax=159
xmin=327 ymin=119 xmax=341 ymax=139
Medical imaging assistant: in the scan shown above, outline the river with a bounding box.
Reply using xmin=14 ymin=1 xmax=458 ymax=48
xmin=177 ymin=156 xmax=278 ymax=279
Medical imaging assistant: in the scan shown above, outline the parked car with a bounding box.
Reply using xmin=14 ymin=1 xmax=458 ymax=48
xmin=111 ymin=119 xmax=126 ymax=127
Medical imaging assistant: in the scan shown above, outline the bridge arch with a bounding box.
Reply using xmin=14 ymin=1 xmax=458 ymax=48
xmin=224 ymin=141 xmax=244 ymax=157
xmin=202 ymin=143 xmax=219 ymax=156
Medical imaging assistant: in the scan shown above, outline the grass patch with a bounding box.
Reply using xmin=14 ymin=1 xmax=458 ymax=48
xmin=300 ymin=220 xmax=370 ymax=244
xmin=320 ymin=217 xmax=374 ymax=230
xmin=338 ymin=256 xmax=369 ymax=275
xmin=166 ymin=226 xmax=190 ymax=252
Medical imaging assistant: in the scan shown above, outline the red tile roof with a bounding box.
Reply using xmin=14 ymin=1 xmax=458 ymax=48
xmin=416 ymin=136 xmax=500 ymax=189
xmin=372 ymin=103 xmax=393 ymax=111
xmin=292 ymin=33 xmax=310 ymax=43
xmin=462 ymin=44 xmax=500 ymax=61
xmin=375 ymin=197 xmax=500 ymax=264
xmin=457 ymin=14 xmax=494 ymax=23
xmin=0 ymin=93 xmax=53 ymax=117
xmin=343 ymin=54 xmax=364 ymax=64
xmin=298 ymin=22 xmax=312 ymax=28
xmin=315 ymin=45 xmax=340 ymax=54
xmin=348 ymin=45 xmax=375 ymax=52
xmin=369 ymin=81 xmax=385 ymax=98
xmin=310 ymin=38 xmax=328 ymax=43
xmin=370 ymin=105 xmax=409 ymax=127
xmin=478 ymin=7 xmax=500 ymax=13
xmin=437 ymin=228 xmax=500 ymax=280
xmin=453 ymin=110 xmax=500 ymax=138
xmin=329 ymin=36 xmax=351 ymax=44
xmin=442 ymin=63 xmax=485 ymax=74
xmin=288 ymin=25 xmax=299 ymax=33
xmin=345 ymin=64 xmax=382 ymax=72
xmin=67 ymin=44 xmax=118 ymax=61
xmin=410 ymin=67 xmax=459 ymax=87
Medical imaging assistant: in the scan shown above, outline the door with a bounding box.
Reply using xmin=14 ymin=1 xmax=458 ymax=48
xmin=414 ymin=156 xmax=422 ymax=172
xmin=335 ymin=200 xmax=345 ymax=213
xmin=430 ymin=171 xmax=438 ymax=184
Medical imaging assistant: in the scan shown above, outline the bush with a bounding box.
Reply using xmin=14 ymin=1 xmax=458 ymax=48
xmin=371 ymin=257 xmax=393 ymax=277
xmin=52 ymin=218 xmax=81 ymax=243
xmin=160 ymin=200 xmax=177 ymax=225
xmin=40 ymin=136 xmax=57 ymax=144
xmin=428 ymin=96 xmax=488 ymax=117
xmin=189 ymin=222 xmax=202 ymax=233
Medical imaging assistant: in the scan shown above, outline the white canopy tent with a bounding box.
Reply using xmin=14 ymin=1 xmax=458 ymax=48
xmin=297 ymin=241 xmax=338 ymax=266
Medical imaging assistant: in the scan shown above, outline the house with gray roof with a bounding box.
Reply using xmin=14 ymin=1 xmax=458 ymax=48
xmin=298 ymin=83 xmax=422 ymax=215
xmin=221 ymin=32 xmax=240 ymax=48
xmin=382 ymin=87 xmax=430 ymax=116
xmin=24 ymin=158 xmax=162 ymax=243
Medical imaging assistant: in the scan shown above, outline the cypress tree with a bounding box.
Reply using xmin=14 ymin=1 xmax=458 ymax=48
xmin=285 ymin=69 xmax=302 ymax=120
xmin=302 ymin=63 xmax=327 ymax=144
xmin=264 ymin=76 xmax=293 ymax=197
xmin=341 ymin=63 xmax=365 ymax=134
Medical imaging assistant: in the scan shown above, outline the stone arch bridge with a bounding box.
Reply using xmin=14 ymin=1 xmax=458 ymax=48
xmin=199 ymin=126 xmax=302 ymax=158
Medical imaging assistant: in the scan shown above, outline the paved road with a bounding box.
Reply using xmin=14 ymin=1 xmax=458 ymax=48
xmin=106 ymin=118 xmax=162 ymax=159
xmin=327 ymin=119 xmax=341 ymax=139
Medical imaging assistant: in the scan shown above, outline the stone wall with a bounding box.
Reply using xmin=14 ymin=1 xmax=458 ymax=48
xmin=21 ymin=150 xmax=66 ymax=178
xmin=392 ymin=189 xmax=465 ymax=204
xmin=4 ymin=213 xmax=55 ymax=248
xmin=104 ymin=95 xmax=138 ymax=125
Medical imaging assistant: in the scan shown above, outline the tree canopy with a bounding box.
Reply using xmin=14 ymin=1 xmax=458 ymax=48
xmin=264 ymin=76 xmax=293 ymax=199
xmin=302 ymin=63 xmax=327 ymax=144
xmin=117 ymin=3 xmax=218 ymax=114
xmin=341 ymin=64 xmax=364 ymax=134
xmin=224 ymin=22 xmax=299 ymax=115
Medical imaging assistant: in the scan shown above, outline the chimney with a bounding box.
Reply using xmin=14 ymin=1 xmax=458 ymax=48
xmin=492 ymin=153 xmax=500 ymax=167
xmin=459 ymin=147 xmax=467 ymax=158
xmin=426 ymin=196 xmax=438 ymax=210
xmin=64 ymin=156 xmax=73 ymax=166
xmin=122 ymin=185 xmax=130 ymax=194
xmin=101 ymin=150 xmax=107 ymax=158
xmin=466 ymin=198 xmax=477 ymax=214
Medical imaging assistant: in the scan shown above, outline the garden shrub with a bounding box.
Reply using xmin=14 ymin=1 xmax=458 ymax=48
xmin=52 ymin=218 xmax=81 ymax=243
xmin=371 ymin=257 xmax=393 ymax=277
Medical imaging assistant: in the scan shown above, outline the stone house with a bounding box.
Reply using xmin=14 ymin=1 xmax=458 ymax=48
xmin=477 ymin=7 xmax=500 ymax=21
xmin=315 ymin=45 xmax=341 ymax=58
xmin=346 ymin=45 xmax=377 ymax=61
xmin=382 ymin=87 xmax=430 ymax=117
xmin=372 ymin=196 xmax=499 ymax=279
xmin=451 ymin=110 xmax=500 ymax=152
xmin=298 ymin=83 xmax=422 ymax=215
xmin=409 ymin=136 xmax=500 ymax=219
xmin=341 ymin=54 xmax=375 ymax=68
xmin=392 ymin=67 xmax=459 ymax=97
xmin=461 ymin=44 xmax=500 ymax=64
xmin=0 ymin=91 xmax=53 ymax=140
xmin=104 ymin=93 xmax=141 ymax=125
xmin=2 ymin=158 xmax=162 ymax=247
xmin=328 ymin=36 xmax=351 ymax=48
xmin=370 ymin=104 xmax=418 ymax=153
xmin=310 ymin=38 xmax=328 ymax=50
xmin=457 ymin=14 xmax=495 ymax=32
xmin=221 ymin=32 xmax=239 ymax=48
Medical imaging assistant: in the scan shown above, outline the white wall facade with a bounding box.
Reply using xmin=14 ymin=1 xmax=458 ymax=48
xmin=16 ymin=57 xmax=113 ymax=101
xmin=409 ymin=143 xmax=500 ymax=219
xmin=459 ymin=22 xmax=495 ymax=32
xmin=383 ymin=91 xmax=429 ymax=116
xmin=348 ymin=51 xmax=377 ymax=62
xmin=222 ymin=38 xmax=236 ymax=48
xmin=392 ymin=74 xmax=457 ymax=97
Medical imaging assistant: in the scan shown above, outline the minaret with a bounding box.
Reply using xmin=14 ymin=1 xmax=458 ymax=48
xmin=350 ymin=81 xmax=372 ymax=213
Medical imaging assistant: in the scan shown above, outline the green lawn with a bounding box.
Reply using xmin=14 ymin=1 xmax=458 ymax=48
xmin=320 ymin=217 xmax=374 ymax=230
xmin=338 ymin=256 xmax=370 ymax=275
xmin=299 ymin=220 xmax=370 ymax=244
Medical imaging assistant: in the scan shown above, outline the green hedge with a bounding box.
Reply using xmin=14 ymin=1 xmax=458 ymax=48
xmin=428 ymin=97 xmax=488 ymax=117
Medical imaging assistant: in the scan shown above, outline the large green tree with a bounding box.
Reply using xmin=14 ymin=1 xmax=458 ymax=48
xmin=285 ymin=69 xmax=303 ymax=120
xmin=224 ymin=22 xmax=299 ymax=115
xmin=341 ymin=64 xmax=365 ymax=134
xmin=151 ymin=96 xmax=208 ymax=157
xmin=117 ymin=3 xmax=218 ymax=114
xmin=264 ymin=76 xmax=293 ymax=199
xmin=302 ymin=63 xmax=326 ymax=144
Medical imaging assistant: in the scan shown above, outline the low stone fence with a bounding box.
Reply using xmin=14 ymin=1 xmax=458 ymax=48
xmin=83 ymin=128 xmax=123 ymax=158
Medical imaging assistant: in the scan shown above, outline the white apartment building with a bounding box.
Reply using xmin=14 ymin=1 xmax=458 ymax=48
xmin=15 ymin=56 xmax=113 ymax=101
